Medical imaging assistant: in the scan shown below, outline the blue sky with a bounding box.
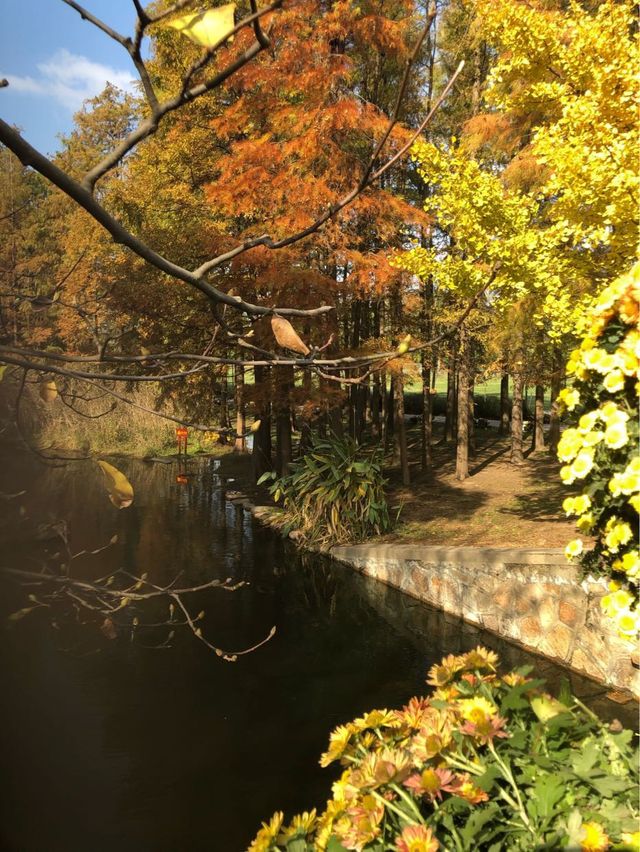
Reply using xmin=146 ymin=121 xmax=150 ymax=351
xmin=1 ymin=1 xmax=143 ymax=155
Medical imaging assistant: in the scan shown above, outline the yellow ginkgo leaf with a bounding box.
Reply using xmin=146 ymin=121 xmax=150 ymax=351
xmin=39 ymin=380 xmax=58 ymax=403
xmin=97 ymin=460 xmax=134 ymax=509
xmin=530 ymin=694 xmax=570 ymax=723
xmin=166 ymin=4 xmax=236 ymax=48
xmin=396 ymin=334 xmax=412 ymax=355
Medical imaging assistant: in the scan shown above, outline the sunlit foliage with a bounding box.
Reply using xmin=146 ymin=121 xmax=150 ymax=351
xmin=559 ymin=263 xmax=640 ymax=641
xmin=249 ymin=647 xmax=639 ymax=851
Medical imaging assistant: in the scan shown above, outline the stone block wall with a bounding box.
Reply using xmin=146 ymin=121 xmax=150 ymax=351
xmin=329 ymin=544 xmax=640 ymax=697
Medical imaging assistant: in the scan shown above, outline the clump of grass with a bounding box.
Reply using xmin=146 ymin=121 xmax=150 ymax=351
xmin=6 ymin=377 xmax=177 ymax=456
xmin=259 ymin=433 xmax=392 ymax=545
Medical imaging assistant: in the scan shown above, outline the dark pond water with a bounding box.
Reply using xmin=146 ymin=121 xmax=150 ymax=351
xmin=0 ymin=455 xmax=636 ymax=852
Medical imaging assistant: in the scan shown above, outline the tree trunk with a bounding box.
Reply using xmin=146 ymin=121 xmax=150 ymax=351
xmin=548 ymin=352 xmax=562 ymax=452
xmin=371 ymin=373 xmax=381 ymax=439
xmin=421 ymin=355 xmax=433 ymax=471
xmin=275 ymin=366 xmax=293 ymax=476
xmin=510 ymin=372 xmax=525 ymax=465
xmin=456 ymin=335 xmax=470 ymax=480
xmin=468 ymin=378 xmax=476 ymax=457
xmin=218 ymin=368 xmax=230 ymax=443
xmin=421 ymin=273 xmax=434 ymax=471
xmin=444 ymin=358 xmax=455 ymax=442
xmin=385 ymin=375 xmax=395 ymax=451
xmin=499 ymin=371 xmax=510 ymax=435
xmin=252 ymin=365 xmax=272 ymax=481
xmin=380 ymin=371 xmax=388 ymax=448
xmin=393 ymin=370 xmax=410 ymax=485
xmin=234 ymin=363 xmax=246 ymax=452
xmin=354 ymin=385 xmax=366 ymax=444
xmin=531 ymin=384 xmax=545 ymax=452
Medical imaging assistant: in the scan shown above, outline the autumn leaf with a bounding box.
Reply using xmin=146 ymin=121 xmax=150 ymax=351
xmin=396 ymin=334 xmax=412 ymax=355
xmin=100 ymin=617 xmax=118 ymax=640
xmin=39 ymin=380 xmax=58 ymax=403
xmin=165 ymin=4 xmax=236 ymax=48
xmin=7 ymin=606 xmax=38 ymax=624
xmin=530 ymin=694 xmax=570 ymax=722
xmin=270 ymin=316 xmax=310 ymax=355
xmin=97 ymin=460 xmax=134 ymax=509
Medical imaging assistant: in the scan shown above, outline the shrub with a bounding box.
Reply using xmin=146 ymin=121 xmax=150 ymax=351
xmin=248 ymin=647 xmax=639 ymax=852
xmin=558 ymin=263 xmax=639 ymax=641
xmin=258 ymin=434 xmax=392 ymax=545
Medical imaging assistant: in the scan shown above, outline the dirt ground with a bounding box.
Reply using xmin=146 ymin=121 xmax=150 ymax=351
xmin=382 ymin=425 xmax=577 ymax=548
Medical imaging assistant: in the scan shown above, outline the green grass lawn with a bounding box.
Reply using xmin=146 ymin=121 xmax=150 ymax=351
xmin=406 ymin=374 xmax=503 ymax=394
xmin=405 ymin=373 xmax=552 ymax=405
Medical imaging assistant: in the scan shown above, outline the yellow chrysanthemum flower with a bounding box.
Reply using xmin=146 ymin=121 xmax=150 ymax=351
xmin=578 ymin=411 xmax=599 ymax=433
xmin=558 ymin=387 xmax=580 ymax=411
xmin=576 ymin=513 xmax=595 ymax=533
xmin=558 ymin=428 xmax=583 ymax=462
xmin=601 ymin=588 xmax=634 ymax=616
xmin=600 ymin=402 xmax=629 ymax=426
xmin=604 ymin=422 xmax=628 ymax=450
xmin=620 ymin=551 xmax=640 ymax=578
xmin=283 ymin=809 xmax=317 ymax=838
xmin=320 ymin=725 xmax=353 ymax=767
xmin=582 ymin=347 xmax=610 ymax=373
xmin=456 ymin=695 xmax=497 ymax=725
xmin=603 ymin=369 xmax=625 ymax=393
xmin=582 ymin=430 xmax=604 ymax=448
xmin=579 ymin=821 xmax=610 ymax=852
xmin=605 ymin=521 xmax=632 ymax=552
xmin=248 ymin=812 xmax=285 ymax=852
xmin=620 ymin=830 xmax=640 ymax=850
xmin=610 ymin=465 xmax=640 ymax=496
xmin=565 ymin=539 xmax=583 ymax=559
xmin=616 ymin=609 xmax=639 ymax=639
xmin=571 ymin=451 xmax=595 ymax=479
xmin=574 ymin=494 xmax=592 ymax=514
xmin=616 ymin=349 xmax=639 ymax=376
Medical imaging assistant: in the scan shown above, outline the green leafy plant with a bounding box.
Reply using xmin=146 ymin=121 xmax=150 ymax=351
xmin=557 ymin=263 xmax=639 ymax=641
xmin=248 ymin=647 xmax=639 ymax=852
xmin=258 ymin=434 xmax=392 ymax=545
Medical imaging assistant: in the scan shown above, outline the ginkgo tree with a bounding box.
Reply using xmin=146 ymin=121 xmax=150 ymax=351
xmin=394 ymin=0 xmax=638 ymax=479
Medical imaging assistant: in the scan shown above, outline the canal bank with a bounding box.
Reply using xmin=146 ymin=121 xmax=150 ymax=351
xmin=242 ymin=501 xmax=639 ymax=700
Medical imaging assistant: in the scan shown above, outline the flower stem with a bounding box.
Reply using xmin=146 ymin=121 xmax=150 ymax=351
xmin=389 ymin=784 xmax=426 ymax=823
xmin=487 ymin=742 xmax=535 ymax=837
xmin=369 ymin=789 xmax=416 ymax=825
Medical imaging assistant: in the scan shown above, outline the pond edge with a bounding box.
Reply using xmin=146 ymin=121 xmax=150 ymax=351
xmin=236 ymin=497 xmax=639 ymax=700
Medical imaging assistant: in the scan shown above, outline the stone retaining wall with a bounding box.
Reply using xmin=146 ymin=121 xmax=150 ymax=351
xmin=329 ymin=544 xmax=640 ymax=697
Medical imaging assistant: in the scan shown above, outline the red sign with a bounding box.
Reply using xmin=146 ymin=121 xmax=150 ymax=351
xmin=176 ymin=427 xmax=188 ymax=438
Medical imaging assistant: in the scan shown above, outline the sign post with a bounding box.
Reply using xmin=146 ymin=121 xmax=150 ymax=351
xmin=176 ymin=426 xmax=188 ymax=456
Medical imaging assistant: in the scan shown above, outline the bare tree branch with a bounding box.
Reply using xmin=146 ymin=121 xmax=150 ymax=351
xmin=78 ymin=1 xmax=283 ymax=191
xmin=0 ymin=269 xmax=497 ymax=382
xmin=1 ymin=565 xmax=277 ymax=661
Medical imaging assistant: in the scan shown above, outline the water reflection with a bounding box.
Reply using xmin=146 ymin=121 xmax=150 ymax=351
xmin=0 ymin=455 xmax=636 ymax=852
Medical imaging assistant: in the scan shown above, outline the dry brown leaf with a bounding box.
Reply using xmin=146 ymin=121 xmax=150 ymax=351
xmin=271 ymin=316 xmax=310 ymax=355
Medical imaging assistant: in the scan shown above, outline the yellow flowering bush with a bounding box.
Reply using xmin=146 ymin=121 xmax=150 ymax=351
xmin=559 ymin=264 xmax=640 ymax=640
xmin=248 ymin=648 xmax=638 ymax=851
